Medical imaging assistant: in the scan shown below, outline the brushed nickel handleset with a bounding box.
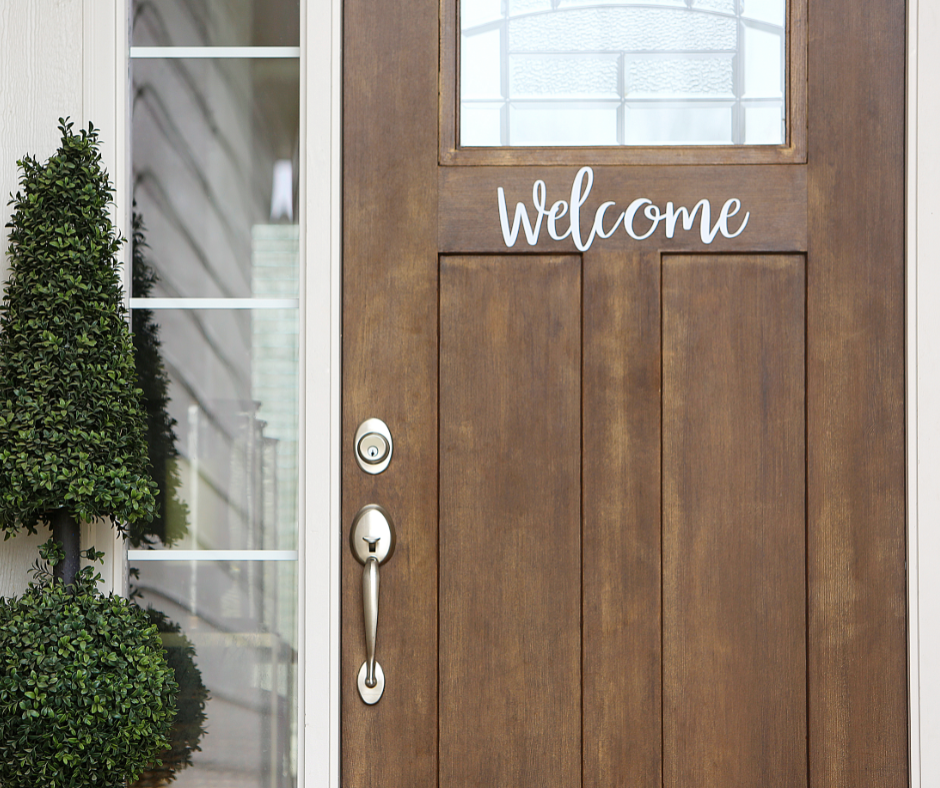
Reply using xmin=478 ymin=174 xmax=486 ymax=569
xmin=351 ymin=419 xmax=395 ymax=705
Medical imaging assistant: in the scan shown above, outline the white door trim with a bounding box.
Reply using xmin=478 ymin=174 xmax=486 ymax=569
xmin=301 ymin=0 xmax=343 ymax=783
xmin=907 ymin=0 xmax=939 ymax=783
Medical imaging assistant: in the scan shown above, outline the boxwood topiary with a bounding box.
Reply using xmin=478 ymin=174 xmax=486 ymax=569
xmin=0 ymin=119 xmax=157 ymax=551
xmin=0 ymin=541 xmax=178 ymax=788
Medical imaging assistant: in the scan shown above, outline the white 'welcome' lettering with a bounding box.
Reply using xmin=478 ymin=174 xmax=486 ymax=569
xmin=497 ymin=167 xmax=750 ymax=249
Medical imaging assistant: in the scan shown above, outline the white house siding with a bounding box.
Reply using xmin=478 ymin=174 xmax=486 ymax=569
xmin=0 ymin=0 xmax=90 ymax=598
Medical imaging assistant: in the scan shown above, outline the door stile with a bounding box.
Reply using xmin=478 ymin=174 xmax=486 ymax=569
xmin=805 ymin=0 xmax=907 ymax=785
xmin=582 ymin=250 xmax=663 ymax=788
xmin=341 ymin=0 xmax=441 ymax=778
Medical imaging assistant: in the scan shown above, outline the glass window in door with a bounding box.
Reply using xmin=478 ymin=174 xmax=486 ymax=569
xmin=460 ymin=0 xmax=786 ymax=146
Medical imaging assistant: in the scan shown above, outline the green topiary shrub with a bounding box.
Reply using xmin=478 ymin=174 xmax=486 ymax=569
xmin=0 ymin=541 xmax=178 ymax=788
xmin=0 ymin=119 xmax=156 ymax=543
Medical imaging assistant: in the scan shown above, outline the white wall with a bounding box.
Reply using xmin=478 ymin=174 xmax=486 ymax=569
xmin=0 ymin=0 xmax=126 ymax=597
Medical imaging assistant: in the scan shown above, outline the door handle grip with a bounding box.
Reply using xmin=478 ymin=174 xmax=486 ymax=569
xmin=363 ymin=556 xmax=380 ymax=688
xmin=350 ymin=504 xmax=396 ymax=705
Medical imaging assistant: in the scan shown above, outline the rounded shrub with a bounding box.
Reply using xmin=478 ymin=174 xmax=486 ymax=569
xmin=0 ymin=542 xmax=178 ymax=788
xmin=0 ymin=119 xmax=156 ymax=538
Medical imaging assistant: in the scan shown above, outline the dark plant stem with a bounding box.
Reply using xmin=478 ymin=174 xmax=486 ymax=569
xmin=51 ymin=509 xmax=80 ymax=586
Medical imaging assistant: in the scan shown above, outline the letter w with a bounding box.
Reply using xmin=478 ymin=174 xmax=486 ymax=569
xmin=497 ymin=180 xmax=546 ymax=247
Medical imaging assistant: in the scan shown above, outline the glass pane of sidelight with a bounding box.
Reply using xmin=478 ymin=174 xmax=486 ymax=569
xmin=130 ymin=9 xmax=302 ymax=788
xmin=130 ymin=560 xmax=298 ymax=787
xmin=460 ymin=0 xmax=786 ymax=146
xmin=132 ymin=0 xmax=300 ymax=47
xmin=127 ymin=308 xmax=299 ymax=553
xmin=132 ymin=58 xmax=300 ymax=298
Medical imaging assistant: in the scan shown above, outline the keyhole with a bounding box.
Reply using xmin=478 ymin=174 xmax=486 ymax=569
xmin=357 ymin=433 xmax=389 ymax=465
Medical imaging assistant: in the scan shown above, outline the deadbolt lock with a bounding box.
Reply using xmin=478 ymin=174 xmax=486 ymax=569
xmin=355 ymin=418 xmax=393 ymax=474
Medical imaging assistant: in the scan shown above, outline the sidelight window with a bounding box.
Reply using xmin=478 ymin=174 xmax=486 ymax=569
xmin=129 ymin=2 xmax=301 ymax=786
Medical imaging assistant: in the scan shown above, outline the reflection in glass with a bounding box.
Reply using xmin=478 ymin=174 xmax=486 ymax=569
xmin=132 ymin=609 xmax=211 ymax=787
xmin=132 ymin=58 xmax=300 ymax=297
xmin=131 ymin=5 xmax=301 ymax=783
xmin=129 ymin=307 xmax=299 ymax=553
xmin=133 ymin=561 xmax=297 ymax=788
xmin=132 ymin=0 xmax=300 ymax=47
xmin=131 ymin=211 xmax=190 ymax=550
xmin=460 ymin=0 xmax=786 ymax=146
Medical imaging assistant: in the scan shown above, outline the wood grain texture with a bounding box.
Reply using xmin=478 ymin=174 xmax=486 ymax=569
xmin=582 ymin=252 xmax=662 ymax=788
xmin=341 ymin=0 xmax=440 ymax=774
xmin=439 ymin=255 xmax=582 ymax=788
xmin=662 ymin=255 xmax=807 ymax=788
xmin=439 ymin=166 xmax=806 ymax=254
xmin=806 ymin=0 xmax=908 ymax=784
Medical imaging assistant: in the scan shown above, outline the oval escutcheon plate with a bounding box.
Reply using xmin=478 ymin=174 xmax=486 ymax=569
xmin=357 ymin=661 xmax=385 ymax=705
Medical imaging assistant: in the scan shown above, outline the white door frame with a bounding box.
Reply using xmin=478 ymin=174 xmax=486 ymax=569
xmin=300 ymin=0 xmax=343 ymax=783
xmin=86 ymin=0 xmax=933 ymax=784
xmin=907 ymin=0 xmax=939 ymax=784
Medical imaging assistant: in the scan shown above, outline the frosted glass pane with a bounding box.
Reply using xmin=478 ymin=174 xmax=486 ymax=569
xmin=463 ymin=0 xmax=504 ymax=28
xmin=459 ymin=0 xmax=787 ymax=146
xmin=745 ymin=104 xmax=784 ymax=143
xmin=509 ymin=0 xmax=553 ymax=14
xmin=462 ymin=29 xmax=502 ymax=99
xmin=624 ymin=104 xmax=732 ymax=144
xmin=462 ymin=104 xmax=504 ymax=145
xmin=744 ymin=26 xmax=783 ymax=97
xmin=692 ymin=0 xmax=736 ymax=13
xmin=562 ymin=0 xmax=684 ymax=6
xmin=511 ymin=55 xmax=619 ymax=97
xmin=509 ymin=104 xmax=618 ymax=145
xmin=743 ymin=0 xmax=785 ymax=25
xmin=509 ymin=9 xmax=737 ymax=51
xmin=626 ymin=57 xmax=733 ymax=97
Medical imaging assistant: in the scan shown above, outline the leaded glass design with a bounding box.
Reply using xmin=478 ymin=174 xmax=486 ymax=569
xmin=460 ymin=0 xmax=786 ymax=146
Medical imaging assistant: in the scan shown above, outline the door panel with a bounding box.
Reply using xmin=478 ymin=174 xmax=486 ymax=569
xmin=662 ymin=254 xmax=807 ymax=787
xmin=439 ymin=255 xmax=581 ymax=788
xmin=342 ymin=0 xmax=907 ymax=782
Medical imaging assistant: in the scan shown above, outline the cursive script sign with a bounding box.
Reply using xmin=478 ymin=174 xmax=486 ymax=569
xmin=497 ymin=166 xmax=750 ymax=251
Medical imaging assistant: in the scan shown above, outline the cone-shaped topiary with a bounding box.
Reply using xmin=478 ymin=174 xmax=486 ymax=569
xmin=0 ymin=541 xmax=178 ymax=788
xmin=0 ymin=119 xmax=157 ymax=543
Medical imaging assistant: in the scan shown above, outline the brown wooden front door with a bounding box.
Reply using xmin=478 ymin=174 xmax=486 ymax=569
xmin=340 ymin=0 xmax=907 ymax=784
